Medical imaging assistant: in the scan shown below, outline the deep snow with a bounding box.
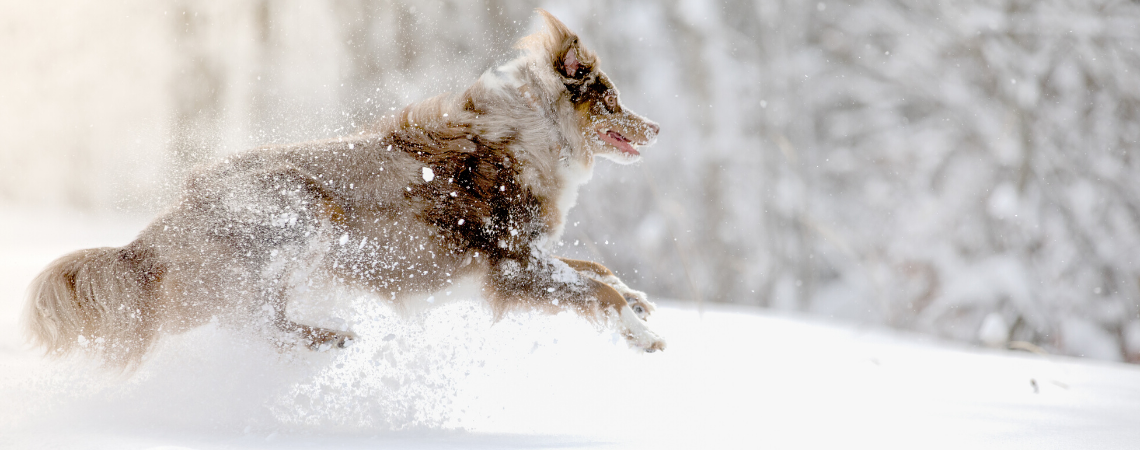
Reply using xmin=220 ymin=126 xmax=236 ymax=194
xmin=2 ymin=207 xmax=1139 ymax=450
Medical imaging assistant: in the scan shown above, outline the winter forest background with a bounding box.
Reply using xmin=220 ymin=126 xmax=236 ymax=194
xmin=2 ymin=0 xmax=1139 ymax=362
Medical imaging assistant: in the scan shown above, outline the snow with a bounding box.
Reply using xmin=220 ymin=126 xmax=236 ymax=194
xmin=978 ymin=312 xmax=1010 ymax=348
xmin=2 ymin=208 xmax=1140 ymax=449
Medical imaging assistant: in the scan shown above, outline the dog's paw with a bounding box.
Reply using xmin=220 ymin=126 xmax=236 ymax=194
xmin=304 ymin=328 xmax=357 ymax=352
xmin=622 ymin=289 xmax=657 ymax=321
xmin=329 ymin=332 xmax=356 ymax=350
xmin=624 ymin=325 xmax=667 ymax=353
xmin=642 ymin=338 xmax=667 ymax=353
xmin=592 ymin=274 xmax=657 ymax=321
xmin=619 ymin=305 xmax=667 ymax=353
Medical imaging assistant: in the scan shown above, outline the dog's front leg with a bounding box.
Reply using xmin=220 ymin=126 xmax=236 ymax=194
xmin=488 ymin=258 xmax=666 ymax=352
xmin=556 ymin=257 xmax=656 ymax=321
xmin=584 ymin=278 xmax=666 ymax=352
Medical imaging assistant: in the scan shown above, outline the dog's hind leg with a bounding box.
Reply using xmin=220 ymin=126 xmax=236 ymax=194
xmin=557 ymin=257 xmax=656 ymax=321
xmin=268 ymin=289 xmax=355 ymax=351
xmin=239 ymin=165 xmax=355 ymax=351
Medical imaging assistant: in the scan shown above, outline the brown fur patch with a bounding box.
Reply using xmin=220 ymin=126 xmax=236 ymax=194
xmin=403 ymin=141 xmax=546 ymax=264
xmin=117 ymin=244 xmax=166 ymax=292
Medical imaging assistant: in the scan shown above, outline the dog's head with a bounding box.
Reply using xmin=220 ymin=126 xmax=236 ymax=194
xmin=521 ymin=10 xmax=660 ymax=165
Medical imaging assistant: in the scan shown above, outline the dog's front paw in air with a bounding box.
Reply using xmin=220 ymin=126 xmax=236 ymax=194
xmin=622 ymin=289 xmax=657 ymax=321
xmin=619 ymin=305 xmax=667 ymax=353
xmin=631 ymin=332 xmax=667 ymax=353
xmin=597 ymin=275 xmax=656 ymax=321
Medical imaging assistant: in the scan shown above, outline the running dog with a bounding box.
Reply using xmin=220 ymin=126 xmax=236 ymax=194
xmin=24 ymin=10 xmax=665 ymax=367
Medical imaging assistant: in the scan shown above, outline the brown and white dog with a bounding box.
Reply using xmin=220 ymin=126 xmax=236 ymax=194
xmin=23 ymin=10 xmax=665 ymax=368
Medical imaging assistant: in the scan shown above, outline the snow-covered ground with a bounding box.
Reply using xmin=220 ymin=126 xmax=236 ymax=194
xmin=2 ymin=207 xmax=1139 ymax=450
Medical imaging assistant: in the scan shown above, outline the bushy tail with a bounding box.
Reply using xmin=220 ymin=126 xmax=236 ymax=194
xmin=23 ymin=244 xmax=166 ymax=367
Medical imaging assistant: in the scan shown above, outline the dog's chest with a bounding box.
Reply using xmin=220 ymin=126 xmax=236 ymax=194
xmin=549 ymin=160 xmax=593 ymax=241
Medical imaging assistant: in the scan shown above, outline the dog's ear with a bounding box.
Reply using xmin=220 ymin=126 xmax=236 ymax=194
xmin=536 ymin=9 xmax=592 ymax=80
xmin=561 ymin=42 xmax=581 ymax=79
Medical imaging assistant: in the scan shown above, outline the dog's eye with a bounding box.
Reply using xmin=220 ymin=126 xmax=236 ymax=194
xmin=603 ymin=92 xmax=619 ymax=112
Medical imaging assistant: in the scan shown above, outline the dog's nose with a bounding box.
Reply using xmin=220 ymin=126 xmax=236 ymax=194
xmin=647 ymin=122 xmax=660 ymax=136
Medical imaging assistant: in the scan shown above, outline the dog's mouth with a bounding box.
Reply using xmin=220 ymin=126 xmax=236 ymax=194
xmin=597 ymin=129 xmax=639 ymax=156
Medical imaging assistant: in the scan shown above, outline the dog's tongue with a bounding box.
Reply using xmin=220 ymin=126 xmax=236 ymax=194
xmin=600 ymin=130 xmax=639 ymax=156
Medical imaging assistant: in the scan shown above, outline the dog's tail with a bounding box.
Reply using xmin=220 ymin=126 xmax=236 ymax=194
xmin=23 ymin=244 xmax=166 ymax=367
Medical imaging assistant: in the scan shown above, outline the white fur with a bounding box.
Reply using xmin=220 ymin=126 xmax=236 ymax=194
xmin=619 ymin=305 xmax=666 ymax=351
xmin=551 ymin=158 xmax=594 ymax=241
xmin=478 ymin=65 xmax=525 ymax=95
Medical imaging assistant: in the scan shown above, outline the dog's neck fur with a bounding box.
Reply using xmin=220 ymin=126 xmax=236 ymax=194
xmin=489 ymin=61 xmax=593 ymax=245
xmin=478 ymin=52 xmax=597 ymax=243
xmin=385 ymin=48 xmax=595 ymax=246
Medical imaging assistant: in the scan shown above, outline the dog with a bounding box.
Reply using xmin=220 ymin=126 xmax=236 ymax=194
xmin=23 ymin=10 xmax=665 ymax=368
